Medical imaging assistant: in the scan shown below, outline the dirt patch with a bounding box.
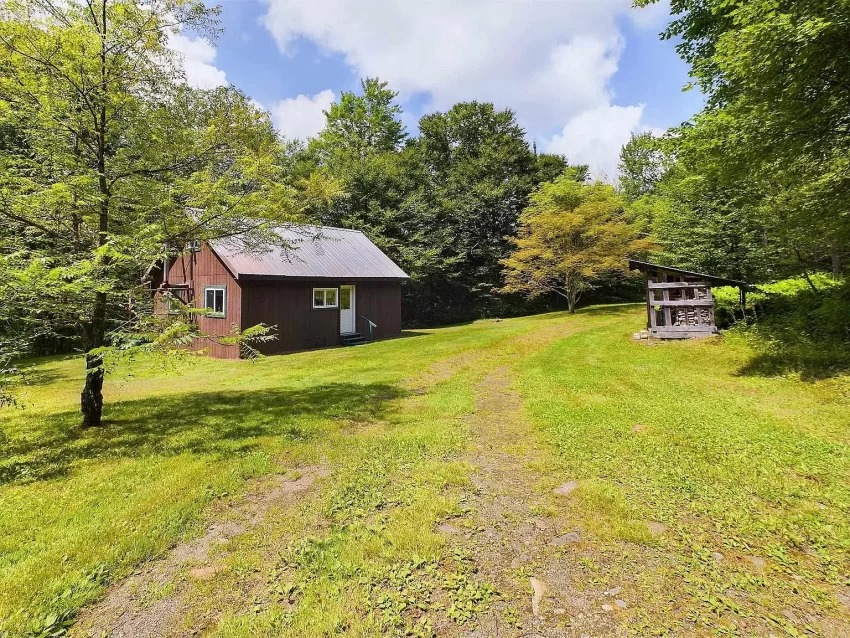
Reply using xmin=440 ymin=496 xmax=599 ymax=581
xmin=413 ymin=350 xmax=483 ymax=392
xmin=414 ymin=317 xmax=586 ymax=394
xmin=454 ymin=367 xmax=620 ymax=638
xmin=70 ymin=465 xmax=327 ymax=638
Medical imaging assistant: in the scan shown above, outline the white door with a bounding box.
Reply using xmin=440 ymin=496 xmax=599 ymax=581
xmin=340 ymin=285 xmax=356 ymax=334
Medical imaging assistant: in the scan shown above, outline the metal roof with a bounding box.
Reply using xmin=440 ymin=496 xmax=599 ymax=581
xmin=628 ymin=259 xmax=750 ymax=288
xmin=209 ymin=225 xmax=409 ymax=280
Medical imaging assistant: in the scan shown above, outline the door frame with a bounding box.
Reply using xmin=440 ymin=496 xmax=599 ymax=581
xmin=339 ymin=284 xmax=356 ymax=334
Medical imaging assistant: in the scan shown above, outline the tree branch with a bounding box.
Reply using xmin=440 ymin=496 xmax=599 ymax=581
xmin=0 ymin=209 xmax=63 ymax=237
xmin=108 ymin=145 xmax=226 ymax=187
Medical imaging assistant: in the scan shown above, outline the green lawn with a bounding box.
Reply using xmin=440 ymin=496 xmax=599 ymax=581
xmin=2 ymin=306 xmax=849 ymax=637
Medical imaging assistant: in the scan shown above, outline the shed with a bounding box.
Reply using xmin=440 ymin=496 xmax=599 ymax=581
xmin=151 ymin=225 xmax=408 ymax=358
xmin=628 ymin=260 xmax=749 ymax=339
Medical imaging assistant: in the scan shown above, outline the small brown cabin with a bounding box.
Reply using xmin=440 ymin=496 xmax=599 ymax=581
xmin=629 ymin=260 xmax=749 ymax=339
xmin=153 ymin=225 xmax=408 ymax=358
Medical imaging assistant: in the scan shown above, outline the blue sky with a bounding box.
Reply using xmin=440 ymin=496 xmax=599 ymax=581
xmin=172 ymin=0 xmax=703 ymax=179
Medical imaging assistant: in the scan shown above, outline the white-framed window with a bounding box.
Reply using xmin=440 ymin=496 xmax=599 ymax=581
xmin=165 ymin=293 xmax=180 ymax=315
xmin=204 ymin=286 xmax=226 ymax=318
xmin=313 ymin=287 xmax=338 ymax=309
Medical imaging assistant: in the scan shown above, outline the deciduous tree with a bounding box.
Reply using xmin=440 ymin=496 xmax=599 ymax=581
xmin=637 ymin=0 xmax=850 ymax=275
xmin=302 ymin=78 xmax=420 ymax=270
xmin=0 ymin=0 xmax=297 ymax=425
xmin=410 ymin=101 xmax=539 ymax=321
xmin=501 ymin=173 xmax=654 ymax=313
xmin=618 ymin=132 xmax=666 ymax=203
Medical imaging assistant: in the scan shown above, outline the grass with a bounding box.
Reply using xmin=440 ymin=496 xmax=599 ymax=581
xmin=1 ymin=305 xmax=849 ymax=637
xmin=0 ymin=315 xmax=535 ymax=637
xmin=517 ymin=319 xmax=850 ymax=634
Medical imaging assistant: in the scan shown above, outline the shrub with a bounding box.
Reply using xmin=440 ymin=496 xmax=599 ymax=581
xmin=715 ymin=274 xmax=850 ymax=379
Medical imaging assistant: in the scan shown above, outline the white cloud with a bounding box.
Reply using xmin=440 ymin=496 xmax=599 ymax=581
xmin=169 ymin=33 xmax=228 ymax=89
xmin=271 ymin=90 xmax=336 ymax=140
xmin=545 ymin=105 xmax=648 ymax=181
xmin=629 ymin=0 xmax=673 ymax=29
xmin=261 ymin=0 xmax=662 ymax=177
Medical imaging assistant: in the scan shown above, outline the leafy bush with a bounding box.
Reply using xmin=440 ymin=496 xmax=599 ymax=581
xmin=715 ymin=274 xmax=850 ymax=379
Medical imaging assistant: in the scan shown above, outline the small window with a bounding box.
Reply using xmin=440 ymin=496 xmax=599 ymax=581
xmin=204 ymin=286 xmax=226 ymax=318
xmin=312 ymin=287 xmax=338 ymax=308
xmin=166 ymin=294 xmax=180 ymax=315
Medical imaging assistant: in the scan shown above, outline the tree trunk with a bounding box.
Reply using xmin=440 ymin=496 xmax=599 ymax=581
xmin=81 ymin=2 xmax=110 ymax=428
xmin=793 ymin=247 xmax=819 ymax=293
xmin=831 ymin=243 xmax=842 ymax=276
xmin=81 ymin=352 xmax=104 ymax=428
xmin=565 ymin=277 xmax=580 ymax=314
xmin=566 ymin=285 xmax=578 ymax=314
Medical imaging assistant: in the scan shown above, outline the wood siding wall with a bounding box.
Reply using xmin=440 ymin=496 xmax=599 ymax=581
xmin=240 ymin=280 xmax=402 ymax=354
xmin=353 ymin=282 xmax=402 ymax=338
xmin=155 ymin=244 xmax=242 ymax=359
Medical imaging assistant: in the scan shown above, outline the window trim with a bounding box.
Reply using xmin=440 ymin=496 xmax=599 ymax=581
xmin=312 ymin=287 xmax=339 ymax=309
xmin=203 ymin=285 xmax=227 ymax=318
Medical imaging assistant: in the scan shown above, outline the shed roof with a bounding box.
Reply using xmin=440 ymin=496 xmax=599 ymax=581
xmin=628 ymin=259 xmax=750 ymax=288
xmin=209 ymin=225 xmax=409 ymax=280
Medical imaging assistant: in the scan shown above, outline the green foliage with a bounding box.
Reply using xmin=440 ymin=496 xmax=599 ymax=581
xmin=405 ymin=101 xmax=540 ymax=322
xmin=534 ymin=153 xmax=586 ymax=185
xmin=616 ymin=125 xmax=787 ymax=282
xmin=617 ymin=130 xmax=786 ymax=282
xmin=647 ymin=170 xmax=781 ymax=281
xmin=618 ymin=132 xmax=666 ymax=203
xmin=301 ymin=79 xmax=425 ymax=288
xmin=502 ymin=173 xmax=655 ymax=312
xmin=716 ymin=273 xmax=843 ymax=312
xmin=636 ymin=0 xmax=850 ymax=276
xmin=715 ymin=274 xmax=850 ymax=378
xmin=0 ymin=0 xmax=300 ymax=414
xmin=310 ymin=78 xmax=407 ymax=165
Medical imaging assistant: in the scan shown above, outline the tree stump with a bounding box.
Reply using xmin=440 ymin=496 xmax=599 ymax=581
xmin=81 ymin=353 xmax=105 ymax=428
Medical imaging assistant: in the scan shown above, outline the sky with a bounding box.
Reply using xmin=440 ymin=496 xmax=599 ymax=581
xmin=170 ymin=0 xmax=704 ymax=180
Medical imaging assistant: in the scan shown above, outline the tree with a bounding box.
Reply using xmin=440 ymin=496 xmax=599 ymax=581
xmin=637 ymin=0 xmax=850 ymax=275
xmin=616 ymin=134 xmax=781 ymax=282
xmin=410 ymin=101 xmax=539 ymax=321
xmin=302 ymin=78 xmax=419 ymax=266
xmin=534 ymin=152 xmax=588 ymax=185
xmin=310 ymin=77 xmax=407 ymax=166
xmin=618 ymin=132 xmax=666 ymax=203
xmin=501 ymin=173 xmax=655 ymax=313
xmin=644 ymin=169 xmax=781 ymax=281
xmin=0 ymin=1 xmax=298 ymax=425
